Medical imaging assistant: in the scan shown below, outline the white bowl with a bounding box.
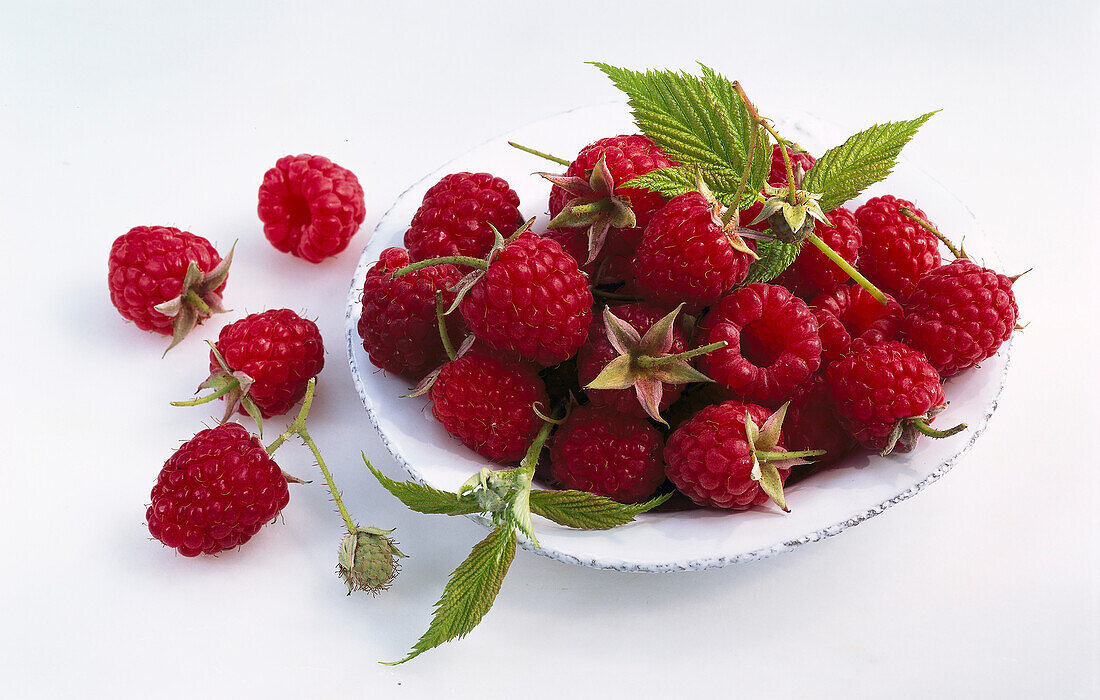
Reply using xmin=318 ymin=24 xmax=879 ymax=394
xmin=344 ymin=103 xmax=1011 ymax=572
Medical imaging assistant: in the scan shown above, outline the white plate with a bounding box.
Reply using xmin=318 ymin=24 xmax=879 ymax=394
xmin=344 ymin=103 xmax=1011 ymax=572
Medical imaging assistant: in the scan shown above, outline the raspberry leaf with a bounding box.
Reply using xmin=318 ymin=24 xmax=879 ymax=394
xmin=529 ymin=489 xmax=672 ymax=530
xmin=364 ymin=459 xmax=482 ymax=516
xmin=385 ymin=524 xmax=517 ymax=665
xmin=622 ymin=166 xmax=760 ymax=209
xmin=742 ymin=240 xmax=802 ymax=284
xmin=802 ymin=112 xmax=938 ymax=213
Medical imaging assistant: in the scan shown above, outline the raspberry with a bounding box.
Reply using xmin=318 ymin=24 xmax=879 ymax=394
xmin=548 ymin=405 xmax=666 ymax=503
xmin=146 ymin=423 xmax=291 ymax=556
xmin=209 ymin=309 xmax=325 ymax=419
xmin=107 ymin=225 xmax=229 ymax=348
xmin=664 ymin=401 xmax=794 ymax=510
xmin=825 ymin=340 xmax=962 ymax=454
xmin=774 ymin=206 xmax=862 ymax=299
xmin=548 ymin=134 xmax=675 ymax=261
xmin=257 ymin=154 xmax=366 ymax=263
xmin=576 ymin=302 xmax=688 ymax=419
xmin=428 ymin=347 xmax=548 ymax=462
xmin=811 ymin=284 xmax=903 ymax=365
xmin=404 ymin=172 xmax=522 ymax=262
xmin=902 ymin=259 xmax=1019 ymax=376
xmin=632 ymin=192 xmax=756 ymax=308
xmin=459 ymin=230 xmax=593 ymax=366
xmin=358 ymin=247 xmax=467 ymax=380
xmin=696 ymin=283 xmax=822 ymax=404
xmin=854 ymin=195 xmax=941 ymax=300
xmin=783 ymin=374 xmax=854 ymax=466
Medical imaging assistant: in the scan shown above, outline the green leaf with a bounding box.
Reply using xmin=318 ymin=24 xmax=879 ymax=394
xmin=802 ymin=112 xmax=937 ymax=212
xmin=364 ymin=458 xmax=481 ymax=516
xmin=529 ymin=489 xmax=672 ymax=530
xmin=591 ymin=63 xmax=769 ymax=202
xmin=742 ymin=239 xmax=802 ymax=284
xmin=386 ymin=525 xmax=517 ymax=665
xmin=623 ymin=166 xmax=760 ymax=209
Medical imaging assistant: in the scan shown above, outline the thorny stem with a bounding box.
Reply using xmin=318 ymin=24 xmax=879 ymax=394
xmin=732 ymin=81 xmax=796 ymax=202
xmin=806 ymin=233 xmax=889 ymax=305
xmin=435 ymin=292 xmax=456 ymax=362
xmin=507 ymin=141 xmax=571 ymax=166
xmin=392 ymin=257 xmax=488 ymax=277
xmin=634 ymin=341 xmax=728 ymax=368
xmin=899 ymin=207 xmax=966 ymax=259
xmin=184 ymin=289 xmax=212 ymax=315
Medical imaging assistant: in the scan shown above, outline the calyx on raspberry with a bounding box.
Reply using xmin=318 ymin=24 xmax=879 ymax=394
xmin=749 ymin=163 xmax=828 ymax=244
xmin=173 ymin=341 xmax=265 ymax=428
xmin=743 ymin=403 xmax=824 ymax=512
xmin=539 ymin=153 xmax=638 ymax=264
xmin=883 ymin=405 xmax=967 ymax=456
xmin=153 ymin=242 xmax=234 ymax=354
xmin=584 ymin=303 xmax=725 ymax=425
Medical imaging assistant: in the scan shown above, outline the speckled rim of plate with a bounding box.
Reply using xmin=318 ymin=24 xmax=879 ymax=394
xmin=345 ymin=103 xmax=1012 ymax=572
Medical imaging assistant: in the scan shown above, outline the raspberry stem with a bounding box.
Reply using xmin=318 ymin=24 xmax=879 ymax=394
xmin=435 ymin=291 xmax=457 ymax=362
xmin=635 ymin=341 xmax=728 ymax=368
xmin=755 ymin=449 xmax=827 ymax=461
xmin=722 ymin=118 xmax=760 ymax=226
xmin=170 ymin=376 xmax=238 ymax=407
xmin=806 ymin=233 xmax=889 ymax=305
xmin=899 ymin=207 xmax=966 ymax=259
xmin=520 ymin=419 xmax=555 ymax=471
xmin=910 ymin=417 xmax=967 ymax=439
xmin=392 ymin=257 xmax=488 ymax=277
xmin=507 ymin=141 xmax=571 ymax=166
xmin=184 ymin=289 xmax=212 ymax=315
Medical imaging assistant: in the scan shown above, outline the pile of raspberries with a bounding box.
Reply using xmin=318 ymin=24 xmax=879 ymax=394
xmin=357 ymin=135 xmax=1019 ymax=512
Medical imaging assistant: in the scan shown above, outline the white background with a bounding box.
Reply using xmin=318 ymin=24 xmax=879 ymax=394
xmin=2 ymin=1 xmax=1097 ymax=698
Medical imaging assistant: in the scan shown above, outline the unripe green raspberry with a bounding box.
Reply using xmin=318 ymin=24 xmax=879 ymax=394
xmin=337 ymin=527 xmax=404 ymax=595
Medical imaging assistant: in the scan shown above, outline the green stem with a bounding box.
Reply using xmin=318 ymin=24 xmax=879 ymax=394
xmin=899 ymin=207 xmax=966 ymax=259
xmin=761 ymin=122 xmax=798 ymax=203
xmin=722 ymin=118 xmax=760 ymax=226
xmin=392 ymin=256 xmax=488 ymax=277
xmin=435 ymin=291 xmax=456 ymax=362
xmin=806 ymin=233 xmax=888 ymax=305
xmin=184 ymin=289 xmax=212 ymax=315
xmin=910 ymin=417 xmax=967 ymax=439
xmin=519 ymin=419 xmax=555 ymax=471
xmin=635 ymin=341 xmax=728 ymax=368
xmin=756 ymin=449 xmax=827 ymax=461
xmin=170 ymin=377 xmax=239 ymax=407
xmin=507 ymin=141 xmax=571 ymax=166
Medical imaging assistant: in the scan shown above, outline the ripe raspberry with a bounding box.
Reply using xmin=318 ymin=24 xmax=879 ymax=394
xmin=404 ymin=172 xmax=522 ymax=262
xmin=459 ymin=230 xmax=593 ymax=366
xmin=547 ymin=134 xmax=675 ymax=261
xmin=664 ymin=401 xmax=799 ymax=510
xmin=107 ymin=225 xmax=229 ymax=348
xmin=774 ymin=206 xmax=862 ymax=299
xmin=428 ymin=346 xmax=548 ymax=463
xmin=742 ymin=144 xmax=817 ymax=231
xmin=696 ymin=283 xmax=822 ymax=404
xmin=257 ymin=154 xmax=366 ymax=263
xmin=854 ymin=195 xmax=941 ymax=300
xmin=208 ymin=309 xmax=325 ymax=419
xmin=358 ymin=247 xmax=467 ymax=380
xmin=632 ymin=192 xmax=756 ymax=308
xmin=577 ymin=302 xmax=688 ymax=419
xmin=902 ymin=259 xmax=1019 ymax=377
xmin=825 ymin=340 xmax=962 ymax=454
xmin=147 ymin=422 xmax=291 ymax=556
xmin=812 ymin=284 xmax=903 ymax=365
xmin=548 ymin=405 xmax=666 ymax=503
xmin=783 ymin=374 xmax=854 ymax=466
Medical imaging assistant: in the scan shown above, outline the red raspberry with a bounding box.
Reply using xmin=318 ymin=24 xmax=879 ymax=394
xmin=459 ymin=230 xmax=593 ymax=366
xmin=812 ymin=284 xmax=903 ymax=365
xmin=783 ymin=374 xmax=854 ymax=466
xmin=576 ymin=302 xmax=688 ymax=418
xmin=632 ymin=192 xmax=756 ymax=308
xmin=107 ymin=225 xmax=229 ymax=344
xmin=696 ymin=283 xmax=822 ymax=404
xmin=146 ymin=423 xmax=291 ymax=556
xmin=742 ymin=144 xmax=817 ymax=231
xmin=548 ymin=405 xmax=666 ymax=503
xmin=825 ymin=340 xmax=957 ymax=454
xmin=209 ymin=309 xmax=325 ymax=419
xmin=428 ymin=347 xmax=548 ymax=463
xmin=664 ymin=401 xmax=787 ymax=510
xmin=854 ymin=195 xmax=941 ymax=300
xmin=548 ymin=134 xmax=674 ymax=259
xmin=257 ymin=154 xmax=366 ymax=263
xmin=774 ymin=206 xmax=862 ymax=299
xmin=358 ymin=247 xmax=467 ymax=380
xmin=404 ymin=172 xmax=522 ymax=263
xmin=902 ymin=259 xmax=1019 ymax=377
